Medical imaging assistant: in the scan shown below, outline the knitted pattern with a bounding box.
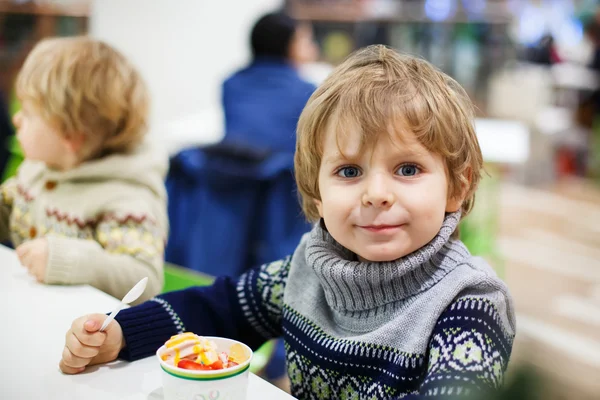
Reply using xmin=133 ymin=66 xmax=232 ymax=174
xmin=0 ymin=143 xmax=169 ymax=302
xmin=116 ymin=213 xmax=515 ymax=399
xmin=237 ymin=258 xmax=513 ymax=399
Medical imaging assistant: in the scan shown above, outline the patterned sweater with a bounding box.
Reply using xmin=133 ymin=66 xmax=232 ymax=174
xmin=116 ymin=212 xmax=516 ymax=399
xmin=0 ymin=142 xmax=168 ymax=302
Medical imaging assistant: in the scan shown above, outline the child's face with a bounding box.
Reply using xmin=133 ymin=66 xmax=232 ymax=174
xmin=13 ymin=102 xmax=77 ymax=170
xmin=315 ymin=127 xmax=462 ymax=262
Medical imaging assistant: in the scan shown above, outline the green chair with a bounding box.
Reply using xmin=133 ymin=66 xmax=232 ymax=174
xmin=2 ymin=135 xmax=24 ymax=182
xmin=2 ymin=92 xmax=23 ymax=183
xmin=163 ymin=262 xmax=215 ymax=292
xmin=163 ymin=263 xmax=274 ymax=374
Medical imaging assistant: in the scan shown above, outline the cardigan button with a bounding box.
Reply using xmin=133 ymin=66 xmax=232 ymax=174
xmin=29 ymin=226 xmax=37 ymax=238
xmin=45 ymin=181 xmax=58 ymax=190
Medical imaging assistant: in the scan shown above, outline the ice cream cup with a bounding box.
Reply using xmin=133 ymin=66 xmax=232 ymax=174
xmin=156 ymin=336 xmax=253 ymax=400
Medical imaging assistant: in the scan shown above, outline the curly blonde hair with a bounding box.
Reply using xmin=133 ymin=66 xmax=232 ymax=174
xmin=16 ymin=36 xmax=149 ymax=157
xmin=295 ymin=45 xmax=483 ymax=223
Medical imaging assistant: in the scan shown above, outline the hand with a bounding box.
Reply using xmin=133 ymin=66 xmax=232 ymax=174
xmin=16 ymin=238 xmax=49 ymax=282
xmin=59 ymin=314 xmax=125 ymax=374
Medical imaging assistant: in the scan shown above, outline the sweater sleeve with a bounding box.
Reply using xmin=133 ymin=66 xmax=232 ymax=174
xmin=403 ymin=296 xmax=515 ymax=399
xmin=114 ymin=256 xmax=292 ymax=361
xmin=44 ymin=212 xmax=166 ymax=302
xmin=0 ymin=177 xmax=16 ymax=242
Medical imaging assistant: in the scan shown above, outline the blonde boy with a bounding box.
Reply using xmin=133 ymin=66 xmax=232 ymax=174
xmin=60 ymin=46 xmax=515 ymax=399
xmin=1 ymin=37 xmax=168 ymax=302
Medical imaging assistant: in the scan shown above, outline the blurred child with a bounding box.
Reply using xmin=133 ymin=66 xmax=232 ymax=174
xmin=1 ymin=37 xmax=168 ymax=303
xmin=60 ymin=45 xmax=515 ymax=398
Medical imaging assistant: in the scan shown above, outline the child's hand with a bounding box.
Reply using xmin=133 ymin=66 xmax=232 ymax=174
xmin=16 ymin=238 xmax=49 ymax=282
xmin=59 ymin=314 xmax=125 ymax=374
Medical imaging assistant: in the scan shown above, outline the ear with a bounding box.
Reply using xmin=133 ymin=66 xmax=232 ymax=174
xmin=63 ymin=133 xmax=85 ymax=154
xmin=12 ymin=110 xmax=22 ymax=129
xmin=445 ymin=168 xmax=472 ymax=213
xmin=314 ymin=198 xmax=324 ymax=218
xmin=445 ymin=196 xmax=463 ymax=213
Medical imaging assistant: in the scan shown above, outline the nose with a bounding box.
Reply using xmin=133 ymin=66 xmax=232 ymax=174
xmin=361 ymin=173 xmax=395 ymax=209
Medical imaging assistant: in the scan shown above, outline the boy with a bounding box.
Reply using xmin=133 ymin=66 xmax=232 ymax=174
xmin=1 ymin=37 xmax=168 ymax=303
xmin=60 ymin=45 xmax=515 ymax=399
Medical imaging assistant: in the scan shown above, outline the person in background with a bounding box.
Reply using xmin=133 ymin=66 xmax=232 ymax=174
xmin=60 ymin=46 xmax=515 ymax=399
xmin=584 ymin=20 xmax=600 ymax=71
xmin=221 ymin=11 xmax=318 ymax=153
xmin=219 ymin=11 xmax=319 ymax=387
xmin=0 ymin=37 xmax=168 ymax=303
xmin=539 ymin=34 xmax=562 ymax=65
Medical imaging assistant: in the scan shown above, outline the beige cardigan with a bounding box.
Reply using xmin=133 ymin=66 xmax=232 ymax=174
xmin=0 ymin=143 xmax=169 ymax=303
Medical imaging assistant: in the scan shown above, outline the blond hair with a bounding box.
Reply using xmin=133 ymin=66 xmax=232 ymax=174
xmin=16 ymin=36 xmax=149 ymax=156
xmin=295 ymin=45 xmax=483 ymax=223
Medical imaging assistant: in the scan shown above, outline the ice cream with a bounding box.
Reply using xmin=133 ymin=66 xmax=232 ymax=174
xmin=160 ymin=332 xmax=249 ymax=371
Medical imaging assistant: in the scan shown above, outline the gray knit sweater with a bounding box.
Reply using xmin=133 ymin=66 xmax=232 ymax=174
xmin=280 ymin=211 xmax=516 ymax=398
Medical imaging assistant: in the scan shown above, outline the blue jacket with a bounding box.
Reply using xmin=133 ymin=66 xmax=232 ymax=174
xmin=165 ymin=143 xmax=311 ymax=277
xmin=222 ymin=58 xmax=316 ymax=153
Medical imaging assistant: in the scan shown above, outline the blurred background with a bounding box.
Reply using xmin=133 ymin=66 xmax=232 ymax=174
xmin=1 ymin=1 xmax=599 ymax=399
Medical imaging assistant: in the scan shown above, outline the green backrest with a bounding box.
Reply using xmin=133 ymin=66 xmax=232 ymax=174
xmin=163 ymin=262 xmax=215 ymax=291
xmin=2 ymin=136 xmax=24 ymax=182
xmin=163 ymin=263 xmax=274 ymax=374
xmin=2 ymin=93 xmax=23 ymax=183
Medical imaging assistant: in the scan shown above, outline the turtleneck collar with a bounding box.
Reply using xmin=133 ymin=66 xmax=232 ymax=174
xmin=305 ymin=211 xmax=471 ymax=314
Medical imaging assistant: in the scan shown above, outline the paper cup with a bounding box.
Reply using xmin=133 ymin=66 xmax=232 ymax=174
xmin=157 ymin=336 xmax=253 ymax=400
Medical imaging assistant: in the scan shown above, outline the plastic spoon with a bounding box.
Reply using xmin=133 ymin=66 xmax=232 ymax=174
xmin=99 ymin=277 xmax=148 ymax=332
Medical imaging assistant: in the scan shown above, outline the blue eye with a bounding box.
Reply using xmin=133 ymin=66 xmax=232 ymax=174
xmin=397 ymin=164 xmax=419 ymax=176
xmin=337 ymin=166 xmax=361 ymax=178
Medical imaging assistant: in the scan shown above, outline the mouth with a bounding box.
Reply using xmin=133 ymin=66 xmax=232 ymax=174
xmin=358 ymin=224 xmax=405 ymax=233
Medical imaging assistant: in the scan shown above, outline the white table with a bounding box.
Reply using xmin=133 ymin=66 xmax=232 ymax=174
xmin=0 ymin=245 xmax=294 ymax=399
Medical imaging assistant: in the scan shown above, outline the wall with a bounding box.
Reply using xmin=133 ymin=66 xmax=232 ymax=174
xmin=90 ymin=0 xmax=283 ymax=139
